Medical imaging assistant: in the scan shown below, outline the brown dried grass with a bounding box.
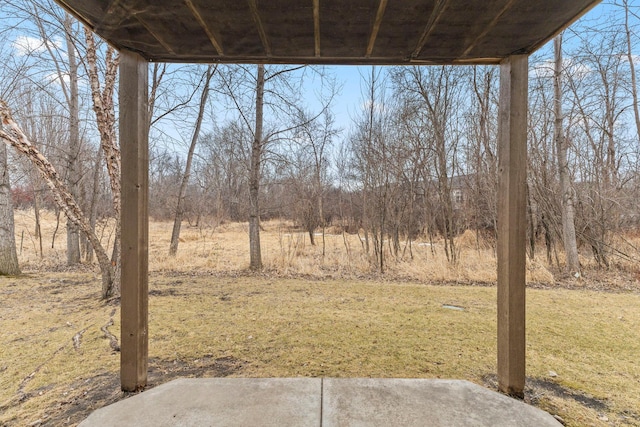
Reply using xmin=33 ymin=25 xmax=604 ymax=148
xmin=14 ymin=211 xmax=640 ymax=290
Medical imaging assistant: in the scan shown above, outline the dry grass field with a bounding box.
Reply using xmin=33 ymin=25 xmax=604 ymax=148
xmin=1 ymin=210 xmax=640 ymax=426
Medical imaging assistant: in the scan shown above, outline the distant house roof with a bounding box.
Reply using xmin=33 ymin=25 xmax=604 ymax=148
xmin=54 ymin=0 xmax=599 ymax=65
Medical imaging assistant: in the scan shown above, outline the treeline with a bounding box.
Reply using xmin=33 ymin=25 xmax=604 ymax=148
xmin=145 ymin=22 xmax=640 ymax=272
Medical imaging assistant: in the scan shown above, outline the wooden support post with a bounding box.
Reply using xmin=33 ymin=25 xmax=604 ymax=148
xmin=497 ymin=54 xmax=528 ymax=398
xmin=119 ymin=50 xmax=149 ymax=392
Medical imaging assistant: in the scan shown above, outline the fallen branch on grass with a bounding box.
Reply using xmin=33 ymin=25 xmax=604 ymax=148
xmin=101 ymin=309 xmax=120 ymax=352
xmin=72 ymin=326 xmax=91 ymax=350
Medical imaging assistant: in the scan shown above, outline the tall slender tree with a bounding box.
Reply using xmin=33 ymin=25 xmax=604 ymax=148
xmin=84 ymin=28 xmax=120 ymax=267
xmin=248 ymin=64 xmax=265 ymax=269
xmin=0 ymin=138 xmax=20 ymax=275
xmin=622 ymin=0 xmax=640 ymax=144
xmin=169 ymin=65 xmax=215 ymax=255
xmin=220 ymin=64 xmax=321 ymax=270
xmin=554 ymin=34 xmax=581 ymax=276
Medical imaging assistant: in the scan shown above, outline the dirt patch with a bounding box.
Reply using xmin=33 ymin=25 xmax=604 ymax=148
xmin=148 ymin=288 xmax=188 ymax=297
xmin=527 ymin=378 xmax=609 ymax=412
xmin=148 ymin=355 xmax=245 ymax=381
xmin=482 ymin=374 xmax=624 ymax=424
xmin=37 ymin=356 xmax=245 ymax=427
xmin=482 ymin=374 xmax=610 ymax=414
xmin=543 ymin=266 xmax=640 ymax=293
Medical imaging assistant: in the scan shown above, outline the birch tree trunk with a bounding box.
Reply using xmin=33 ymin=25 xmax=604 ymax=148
xmin=0 ymin=139 xmax=20 ymax=276
xmin=249 ymin=64 xmax=265 ymax=270
xmin=169 ymin=65 xmax=215 ymax=255
xmin=85 ymin=151 xmax=102 ymax=263
xmin=32 ymin=176 xmax=44 ymax=257
xmin=84 ymin=29 xmax=121 ymax=279
xmin=554 ymin=35 xmax=581 ymax=276
xmin=1 ymin=100 xmax=115 ymax=298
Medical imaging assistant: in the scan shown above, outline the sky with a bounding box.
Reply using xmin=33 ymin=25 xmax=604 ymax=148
xmin=319 ymin=65 xmax=369 ymax=135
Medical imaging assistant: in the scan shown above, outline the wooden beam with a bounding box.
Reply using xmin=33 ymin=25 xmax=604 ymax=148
xmin=185 ymin=0 xmax=225 ymax=56
xmin=313 ymin=0 xmax=320 ymax=57
xmin=248 ymin=0 xmax=272 ymax=57
xmin=117 ymin=2 xmax=176 ymax=55
xmin=366 ymin=0 xmax=388 ymax=57
xmin=497 ymin=54 xmax=528 ymax=399
xmin=54 ymin=0 xmax=99 ymax=32
xmin=411 ymin=0 xmax=450 ymax=59
xmin=142 ymin=53 xmax=503 ymax=66
xmin=462 ymin=0 xmax=516 ymax=58
xmin=119 ymin=50 xmax=149 ymax=392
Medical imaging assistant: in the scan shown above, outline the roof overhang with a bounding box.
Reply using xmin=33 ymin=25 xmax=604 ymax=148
xmin=54 ymin=0 xmax=600 ymax=65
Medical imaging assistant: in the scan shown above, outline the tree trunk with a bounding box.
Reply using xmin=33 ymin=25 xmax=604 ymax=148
xmin=249 ymin=64 xmax=265 ymax=270
xmin=318 ymin=189 xmax=325 ymax=257
xmin=1 ymin=100 xmax=115 ymax=298
xmin=436 ymin=132 xmax=456 ymax=264
xmin=169 ymin=65 xmax=214 ymax=256
xmin=554 ymin=35 xmax=580 ymax=277
xmin=32 ymin=175 xmax=44 ymax=257
xmin=624 ymin=0 xmax=640 ymax=144
xmin=85 ymin=150 xmax=102 ymax=263
xmin=85 ymin=29 xmax=121 ymax=280
xmin=0 ymin=140 xmax=20 ymax=275
xmin=64 ymin=15 xmax=81 ymax=265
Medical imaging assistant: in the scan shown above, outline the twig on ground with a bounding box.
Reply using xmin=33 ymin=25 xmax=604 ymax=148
xmin=72 ymin=326 xmax=91 ymax=350
xmin=101 ymin=309 xmax=120 ymax=352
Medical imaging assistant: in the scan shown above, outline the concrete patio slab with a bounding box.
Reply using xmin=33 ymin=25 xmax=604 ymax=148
xmin=79 ymin=378 xmax=322 ymax=427
xmin=79 ymin=378 xmax=562 ymax=427
xmin=322 ymin=379 xmax=561 ymax=427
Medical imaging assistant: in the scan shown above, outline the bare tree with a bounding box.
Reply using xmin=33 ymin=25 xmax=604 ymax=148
xmin=9 ymin=1 xmax=97 ymax=266
xmin=1 ymin=100 xmax=115 ymax=297
xmin=554 ymin=34 xmax=581 ymax=276
xmin=565 ymin=22 xmax=631 ymax=267
xmin=0 ymin=138 xmax=20 ymax=275
xmin=290 ymin=107 xmax=337 ymax=251
xmin=219 ymin=64 xmax=321 ymax=270
xmin=391 ymin=66 xmax=466 ymax=264
xmin=0 ymin=18 xmax=23 ymax=275
xmin=528 ymin=63 xmax=562 ymax=265
xmin=84 ymin=28 xmax=120 ymax=265
xmin=247 ymin=64 xmax=266 ymax=269
xmin=60 ymin=14 xmax=82 ymax=264
xmin=349 ymin=66 xmax=395 ymax=271
xmin=622 ymin=0 xmax=640 ymax=143
xmin=469 ymin=66 xmax=499 ymax=238
xmin=169 ymin=65 xmax=215 ymax=255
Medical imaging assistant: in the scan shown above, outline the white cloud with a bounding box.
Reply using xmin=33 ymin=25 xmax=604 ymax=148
xmin=531 ymin=57 xmax=592 ymax=79
xmin=531 ymin=59 xmax=554 ymax=79
xmin=44 ymin=71 xmax=70 ymax=87
xmin=13 ymin=35 xmax=45 ymax=56
xmin=12 ymin=35 xmax=63 ymax=57
xmin=565 ymin=58 xmax=592 ymax=79
xmin=622 ymin=53 xmax=640 ymax=65
xmin=359 ymin=99 xmax=387 ymax=115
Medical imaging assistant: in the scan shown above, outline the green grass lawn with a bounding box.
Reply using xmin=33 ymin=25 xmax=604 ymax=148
xmin=1 ymin=272 xmax=639 ymax=426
